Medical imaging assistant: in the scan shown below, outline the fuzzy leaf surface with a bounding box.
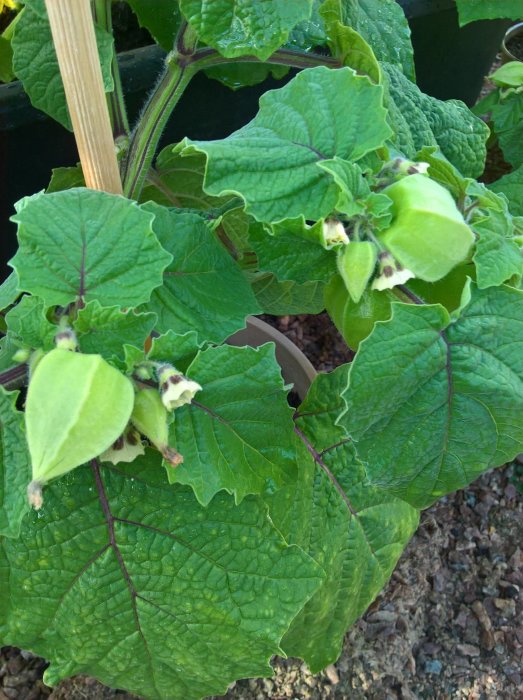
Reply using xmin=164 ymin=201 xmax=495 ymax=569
xmin=0 ymin=454 xmax=323 ymax=699
xmin=10 ymin=189 xmax=171 ymax=308
xmin=12 ymin=7 xmax=113 ymax=129
xmin=489 ymin=165 xmax=523 ymax=216
xmin=184 ymin=66 xmax=391 ymax=222
xmin=383 ymin=63 xmax=489 ymax=179
xmin=168 ymin=344 xmax=297 ymax=505
xmin=321 ymin=0 xmax=414 ymax=79
xmin=341 ymin=284 xmax=523 ymax=508
xmin=179 ymin=0 xmax=312 ymax=60
xmin=266 ymin=368 xmax=418 ymax=671
xmin=0 ymin=388 xmax=31 ymax=538
xmin=141 ymin=206 xmax=259 ymax=344
xmin=74 ymin=301 xmax=157 ymax=364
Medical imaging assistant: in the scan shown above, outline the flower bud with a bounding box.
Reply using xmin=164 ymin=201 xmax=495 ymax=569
xmin=158 ymin=365 xmax=202 ymax=411
xmin=12 ymin=347 xmax=31 ymax=364
xmin=54 ymin=327 xmax=78 ymax=352
xmin=131 ymin=388 xmax=183 ymax=466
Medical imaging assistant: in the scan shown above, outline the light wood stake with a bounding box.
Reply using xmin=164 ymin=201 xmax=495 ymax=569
xmin=45 ymin=0 xmax=123 ymax=194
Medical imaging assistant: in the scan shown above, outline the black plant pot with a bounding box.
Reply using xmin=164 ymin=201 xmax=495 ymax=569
xmin=0 ymin=1 xmax=512 ymax=280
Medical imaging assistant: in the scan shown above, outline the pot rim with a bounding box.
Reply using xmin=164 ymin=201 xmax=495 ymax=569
xmin=502 ymin=21 xmax=523 ymax=62
xmin=226 ymin=316 xmax=317 ymax=401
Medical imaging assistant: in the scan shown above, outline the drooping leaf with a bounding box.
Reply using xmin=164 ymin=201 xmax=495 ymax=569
xmin=74 ymin=301 xmax=157 ymax=364
xmin=141 ymin=205 xmax=260 ymax=344
xmin=0 ymin=388 xmax=31 ymax=538
xmin=5 ymin=296 xmax=56 ymax=350
xmin=0 ymin=454 xmax=323 ymax=699
xmin=491 ymin=91 xmax=523 ymax=168
xmin=168 ymin=344 xmax=297 ymax=505
xmin=179 ymin=0 xmax=312 ymax=60
xmin=252 ymin=273 xmax=326 ymax=315
xmin=489 ymin=164 xmax=523 ymax=216
xmin=124 ymin=0 xmax=181 ymax=51
xmin=341 ymin=284 xmax=523 ymax=508
xmin=47 ymin=165 xmax=85 ymax=193
xmin=325 ymin=275 xmax=393 ymax=350
xmin=265 ymin=368 xmax=419 ymax=671
xmin=205 ymin=63 xmax=289 ymax=92
xmin=12 ymin=6 xmax=114 ymax=129
xmin=183 ymin=66 xmax=391 ymax=222
xmin=321 ymin=0 xmax=414 ymax=80
xmin=455 ymin=0 xmax=523 ymax=24
xmin=383 ymin=63 xmax=489 ymax=179
xmin=10 ymin=189 xmax=172 ymax=308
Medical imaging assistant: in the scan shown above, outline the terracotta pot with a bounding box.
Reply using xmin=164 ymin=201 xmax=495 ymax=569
xmin=502 ymin=22 xmax=523 ymax=63
xmin=227 ymin=317 xmax=317 ymax=401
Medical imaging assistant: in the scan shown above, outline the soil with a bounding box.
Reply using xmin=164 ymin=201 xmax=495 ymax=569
xmin=505 ymin=35 xmax=523 ymax=62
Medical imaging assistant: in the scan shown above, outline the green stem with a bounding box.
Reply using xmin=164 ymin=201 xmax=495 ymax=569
xmin=122 ymin=59 xmax=195 ymax=200
xmin=92 ymin=0 xmax=130 ymax=138
xmin=190 ymin=46 xmax=340 ymax=72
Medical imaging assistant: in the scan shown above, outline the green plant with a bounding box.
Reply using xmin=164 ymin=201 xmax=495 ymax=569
xmin=1 ymin=1 xmax=523 ymax=698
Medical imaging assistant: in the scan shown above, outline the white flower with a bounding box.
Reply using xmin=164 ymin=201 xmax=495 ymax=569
xmin=371 ymin=251 xmax=415 ymax=291
xmin=100 ymin=429 xmax=145 ymax=465
xmin=158 ymin=365 xmax=202 ymax=411
xmin=322 ymin=219 xmax=349 ymax=248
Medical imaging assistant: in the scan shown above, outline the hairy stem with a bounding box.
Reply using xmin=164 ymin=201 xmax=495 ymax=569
xmin=92 ymin=0 xmax=130 ymax=138
xmin=0 ymin=364 xmax=28 ymax=390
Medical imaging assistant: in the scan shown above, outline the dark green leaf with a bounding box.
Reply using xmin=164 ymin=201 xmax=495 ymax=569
xmin=10 ymin=189 xmax=172 ymax=308
xmin=341 ymin=284 xmax=523 ymax=508
xmin=0 ymin=454 xmax=323 ymax=699
xmin=489 ymin=164 xmax=523 ymax=216
xmin=124 ymin=0 xmax=181 ymax=51
xmin=455 ymin=0 xmax=523 ymax=24
xmin=491 ymin=91 xmax=523 ymax=168
xmin=141 ymin=206 xmax=260 ymax=344
xmin=5 ymin=296 xmax=56 ymax=350
xmin=169 ymin=344 xmax=297 ymax=505
xmin=252 ymin=273 xmax=326 ymax=314
xmin=0 ymin=273 xmax=19 ymax=312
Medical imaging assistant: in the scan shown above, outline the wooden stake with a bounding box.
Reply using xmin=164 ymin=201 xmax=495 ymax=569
xmin=45 ymin=0 xmax=123 ymax=195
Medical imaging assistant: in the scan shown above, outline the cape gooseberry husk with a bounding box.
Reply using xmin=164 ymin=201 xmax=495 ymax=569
xmin=378 ymin=174 xmax=474 ymax=282
xmin=131 ymin=388 xmax=183 ymax=467
xmin=25 ymin=349 xmax=134 ymax=493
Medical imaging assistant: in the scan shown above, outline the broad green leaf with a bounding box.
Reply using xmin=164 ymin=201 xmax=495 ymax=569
xmin=47 ymin=165 xmax=85 ymax=193
xmin=491 ymin=62 xmax=523 ymax=89
xmin=179 ymin=0 xmax=312 ymax=60
xmin=320 ymin=0 xmax=414 ymax=80
xmin=141 ymin=206 xmax=260 ymax=344
xmin=148 ymin=330 xmax=202 ymax=373
xmin=183 ymin=66 xmax=391 ymax=222
xmin=168 ymin=344 xmax=297 ymax=505
xmin=5 ymin=296 xmax=56 ymax=350
xmin=288 ymin=0 xmax=328 ymax=49
xmin=489 ymin=164 xmax=523 ymax=216
xmin=316 ymin=157 xmax=372 ymax=216
xmin=383 ymin=63 xmax=489 ymax=179
xmin=491 ymin=91 xmax=523 ymax=168
xmin=12 ymin=7 xmax=114 ymax=129
xmin=252 ymin=273 xmax=326 ymax=314
xmin=74 ymin=301 xmax=157 ymax=364
xmin=124 ymin=0 xmax=181 ymax=51
xmin=341 ymin=284 xmax=523 ymax=508
xmin=266 ymin=368 xmax=418 ymax=671
xmin=0 ymin=272 xmax=19 ymax=312
xmin=10 ymin=189 xmax=171 ymax=308
xmin=455 ymin=0 xmax=523 ymax=24
xmin=409 ymin=264 xmax=476 ymax=313
xmin=470 ymin=191 xmax=523 ymax=288
xmin=250 ymin=223 xmax=335 ymax=284
xmin=141 ymin=148 xmax=231 ymax=210
xmin=325 ymin=275 xmax=392 ymax=350
xmin=0 ymin=388 xmax=31 ymax=537
xmin=0 ymin=454 xmax=323 ymax=699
